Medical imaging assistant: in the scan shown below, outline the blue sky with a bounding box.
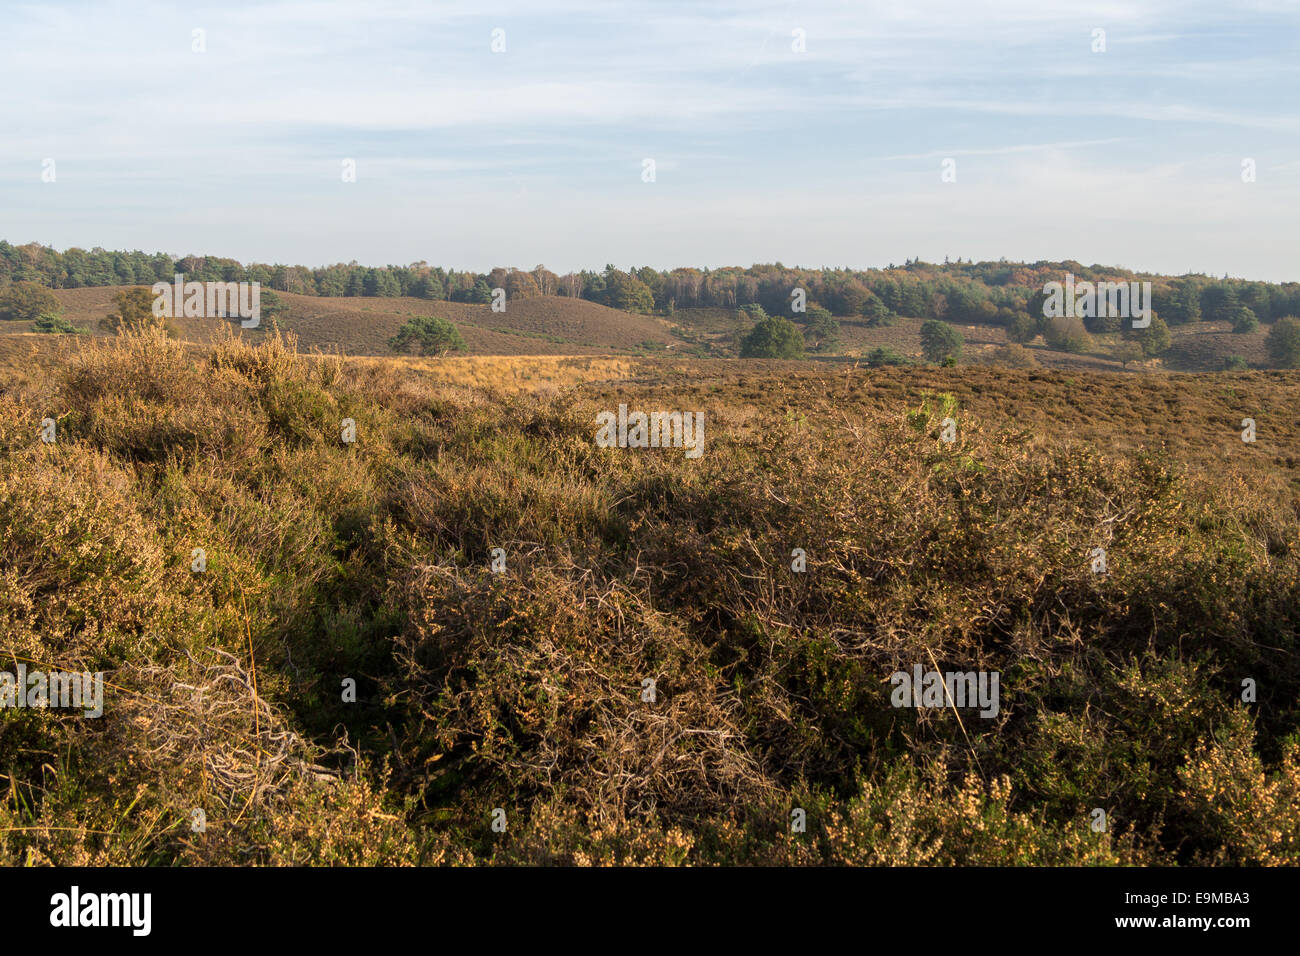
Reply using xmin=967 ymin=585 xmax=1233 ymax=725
xmin=1 ymin=0 xmax=1297 ymax=279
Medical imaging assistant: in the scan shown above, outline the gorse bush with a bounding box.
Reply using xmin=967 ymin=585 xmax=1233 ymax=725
xmin=1 ymin=330 xmax=1298 ymax=865
xmin=98 ymin=287 xmax=169 ymax=335
xmin=990 ymin=343 xmax=1037 ymax=368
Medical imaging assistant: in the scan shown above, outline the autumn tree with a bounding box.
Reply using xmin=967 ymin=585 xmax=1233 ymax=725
xmin=530 ymin=266 xmax=559 ymax=296
xmin=504 ymin=271 xmax=541 ymax=300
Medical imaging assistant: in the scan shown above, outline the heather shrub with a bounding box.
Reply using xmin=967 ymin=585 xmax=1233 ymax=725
xmin=2 ymin=331 xmax=1297 ymax=865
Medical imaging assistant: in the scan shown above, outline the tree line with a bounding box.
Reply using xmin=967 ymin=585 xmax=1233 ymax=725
xmin=3 ymin=241 xmax=1300 ymax=329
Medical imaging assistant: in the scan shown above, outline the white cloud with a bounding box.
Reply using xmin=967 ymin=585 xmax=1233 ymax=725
xmin=0 ymin=0 xmax=1295 ymax=279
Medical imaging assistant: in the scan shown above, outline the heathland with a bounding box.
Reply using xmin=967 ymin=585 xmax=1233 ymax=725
xmin=1 ymin=316 xmax=1298 ymax=864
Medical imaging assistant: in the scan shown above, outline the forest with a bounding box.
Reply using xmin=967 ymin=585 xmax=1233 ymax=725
xmin=3 ymin=240 xmax=1298 ymax=332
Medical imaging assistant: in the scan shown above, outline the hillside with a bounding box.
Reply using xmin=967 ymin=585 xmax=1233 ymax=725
xmin=4 ymin=285 xmax=1278 ymax=373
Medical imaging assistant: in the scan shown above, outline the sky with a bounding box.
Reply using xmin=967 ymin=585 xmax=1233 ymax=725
xmin=0 ymin=0 xmax=1297 ymax=279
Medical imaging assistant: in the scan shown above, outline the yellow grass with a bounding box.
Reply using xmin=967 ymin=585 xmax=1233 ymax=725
xmin=347 ymin=353 xmax=638 ymax=392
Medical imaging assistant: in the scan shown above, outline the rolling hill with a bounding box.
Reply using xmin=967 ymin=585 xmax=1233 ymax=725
xmin=0 ymin=285 xmax=1280 ymax=374
xmin=42 ymin=289 xmax=677 ymax=357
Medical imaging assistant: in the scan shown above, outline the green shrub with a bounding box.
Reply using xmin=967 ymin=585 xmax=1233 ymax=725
xmin=1229 ymin=306 xmax=1259 ymax=334
xmin=991 ymin=343 xmax=1037 ymax=368
xmin=1113 ymin=342 xmax=1145 ymax=367
xmin=388 ymin=315 xmax=467 ymax=356
xmin=0 ymin=280 xmax=59 ymax=321
xmin=802 ymin=308 xmax=839 ymax=350
xmin=1006 ymin=312 xmax=1038 ymax=344
xmin=740 ymin=315 xmax=805 ymax=358
xmin=862 ymin=297 xmax=896 ymax=327
xmin=1043 ymin=316 xmax=1090 ymax=353
xmin=865 ymin=346 xmax=910 ymax=366
xmin=1127 ymin=314 xmax=1172 ymax=357
xmin=32 ymin=313 xmax=87 ymax=335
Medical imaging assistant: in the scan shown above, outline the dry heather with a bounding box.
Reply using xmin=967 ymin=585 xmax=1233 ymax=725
xmin=1 ymin=330 xmax=1298 ymax=865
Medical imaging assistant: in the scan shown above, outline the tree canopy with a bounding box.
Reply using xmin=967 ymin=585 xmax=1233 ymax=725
xmin=1267 ymin=316 xmax=1300 ymax=368
xmin=99 ymin=287 xmax=163 ymax=334
xmin=919 ymin=320 xmax=963 ymax=363
xmin=1043 ymin=316 xmax=1091 ymax=354
xmin=740 ymin=316 xmax=805 ymax=359
xmin=387 ymin=315 xmax=467 ymax=356
xmin=4 ymin=242 xmax=1300 ymax=340
xmin=1126 ymin=314 xmax=1172 ymax=357
xmin=0 ymin=280 xmax=59 ymax=321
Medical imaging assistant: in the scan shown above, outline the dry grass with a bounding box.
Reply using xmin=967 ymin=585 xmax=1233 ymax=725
xmin=350 ymin=354 xmax=637 ymax=394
